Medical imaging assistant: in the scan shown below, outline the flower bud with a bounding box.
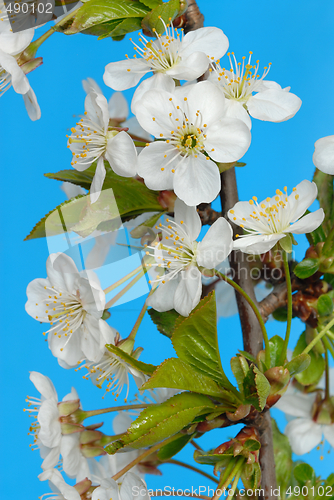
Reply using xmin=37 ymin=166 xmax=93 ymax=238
xmin=264 ymin=367 xmax=290 ymax=395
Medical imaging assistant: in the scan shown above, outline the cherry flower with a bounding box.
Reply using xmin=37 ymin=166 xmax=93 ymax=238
xmin=208 ymin=52 xmax=301 ymax=129
xmin=146 ymin=198 xmax=233 ymax=316
xmin=0 ymin=13 xmax=40 ymax=120
xmin=25 ymin=253 xmax=117 ymax=367
xmin=39 ymin=469 xmax=92 ymax=500
xmin=135 ymin=81 xmax=251 ymax=206
xmin=313 ymin=135 xmax=334 ymax=175
xmin=92 ymin=472 xmax=150 ymax=500
xmin=25 ymin=371 xmax=88 ymax=477
xmin=228 ymin=180 xmax=324 ymax=254
xmin=68 ymin=88 xmax=137 ymax=203
xmin=103 ymin=21 xmax=228 ymax=95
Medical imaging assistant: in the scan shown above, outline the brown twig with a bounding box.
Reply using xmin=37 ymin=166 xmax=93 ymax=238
xmin=197 ymin=203 xmax=221 ymax=226
xmin=184 ymin=0 xmax=205 ymax=33
xmin=258 ymin=283 xmax=288 ymax=323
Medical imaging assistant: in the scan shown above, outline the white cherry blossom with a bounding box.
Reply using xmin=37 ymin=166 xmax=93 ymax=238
xmin=92 ymin=472 xmax=150 ymax=500
xmin=135 ymin=81 xmax=251 ymax=206
xmin=103 ymin=21 xmax=228 ymax=95
xmin=25 ymin=253 xmax=117 ymax=367
xmin=68 ymin=88 xmax=137 ymax=203
xmin=228 ymin=180 xmax=324 ymax=254
xmin=146 ymin=198 xmax=233 ymax=316
xmin=25 ymin=371 xmax=88 ymax=477
xmin=208 ymin=52 xmax=301 ymax=129
xmin=313 ymin=135 xmax=334 ymax=175
xmin=39 ymin=469 xmax=89 ymax=500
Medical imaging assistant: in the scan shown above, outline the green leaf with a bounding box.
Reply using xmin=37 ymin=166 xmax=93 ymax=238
xmin=148 ymin=309 xmax=181 ymax=338
xmin=109 ymin=16 xmax=143 ymax=38
xmin=238 ymin=350 xmax=256 ymax=363
xmin=293 ymin=463 xmax=316 ymax=486
xmin=294 ymin=258 xmax=320 ymax=279
xmin=106 ymin=392 xmax=216 ymax=452
xmin=65 ymin=0 xmax=149 ymax=35
xmin=243 ymin=365 xmax=270 ymax=411
xmin=285 ymin=353 xmax=311 ymax=376
xmin=269 ymin=335 xmax=284 ymax=367
xmin=324 ymin=273 xmax=334 ymax=288
xmin=292 ymin=331 xmax=325 ymax=385
xmin=172 ymin=292 xmax=235 ymax=391
xmin=24 ymin=195 xmax=86 ymax=241
xmin=271 ymin=418 xmax=292 ymax=492
xmin=230 ymin=356 xmax=250 ymax=395
xmin=105 ymin=344 xmax=156 ymax=375
xmin=318 ymin=294 xmax=334 ymax=317
xmin=272 ymin=307 xmax=288 ymax=322
xmin=82 ymin=18 xmax=122 ymax=37
xmin=142 ymin=0 xmax=187 ymax=35
xmin=141 ymin=358 xmax=236 ymax=400
xmin=139 ymin=0 xmax=162 ymax=8
xmin=157 ymin=433 xmax=194 ymax=460
xmin=313 ymin=169 xmax=334 ymax=236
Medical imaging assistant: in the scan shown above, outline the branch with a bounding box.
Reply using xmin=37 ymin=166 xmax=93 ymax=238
xmin=197 ymin=203 xmax=221 ymax=226
xmin=258 ymin=282 xmax=287 ymax=323
xmin=184 ymin=0 xmax=205 ymax=32
xmin=219 ymin=167 xmax=277 ymax=500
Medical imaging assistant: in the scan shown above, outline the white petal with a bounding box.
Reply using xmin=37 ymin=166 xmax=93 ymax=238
xmin=61 ymin=181 xmax=86 ymax=199
xmin=41 ymin=446 xmax=61 ymax=471
xmin=313 ymin=136 xmax=334 ymax=174
xmin=147 ymin=277 xmax=179 ymax=312
xmin=137 ymin=142 xmax=176 ymax=190
xmin=186 ymin=81 xmax=226 ymax=127
xmin=173 ymin=267 xmax=202 ymax=316
xmin=106 ymin=131 xmax=137 ymax=177
xmin=0 ymin=28 xmax=34 ymax=55
xmin=131 ymin=73 xmax=175 ymax=114
xmin=197 ymin=218 xmax=233 ymax=268
xmin=38 ymin=399 xmax=61 ymax=448
xmin=99 ymin=319 xmax=117 ymax=346
xmin=90 ymin=156 xmax=106 ymax=204
xmin=81 ymin=315 xmax=105 ymax=363
xmin=120 ymin=472 xmax=150 ymax=500
xmin=46 ymin=253 xmax=79 ymax=293
xmin=82 ymin=77 xmax=102 ymax=95
xmin=61 ymin=434 xmax=84 ymax=478
xmin=112 ymin=412 xmax=133 ymax=434
xmin=103 ymin=58 xmax=149 ymax=91
xmin=285 ymin=418 xmax=322 ymax=455
xmin=180 ymin=27 xmax=229 ymax=61
xmin=123 ymin=116 xmax=152 ymax=141
xmin=247 ymin=89 xmax=302 ymax=122
xmin=22 ymin=86 xmax=41 ymax=121
xmin=77 ymin=271 xmax=105 ymax=314
xmin=49 ymin=329 xmax=84 ymax=367
xmin=224 ymin=99 xmax=252 ymax=129
xmin=205 ymin=118 xmax=251 ymax=162
xmin=174 ymin=198 xmax=201 ymax=240
xmin=233 ymin=234 xmax=285 ymax=254
xmin=25 ymin=277 xmax=52 ymax=323
xmin=166 ymin=51 xmax=210 ymax=80
xmin=108 ymin=92 xmax=129 ymax=119
xmin=29 ymin=372 xmax=58 ymax=401
xmin=0 ymin=49 xmax=29 ymax=94
xmin=85 ymin=90 xmax=109 ymax=131
xmin=323 ymin=425 xmax=334 ymax=448
xmin=285 ymin=209 xmax=324 ymax=235
xmin=274 ymin=392 xmax=315 ymax=417
xmin=173 ymin=154 xmax=220 ymax=206
xmin=287 ymin=179 xmax=318 ymax=221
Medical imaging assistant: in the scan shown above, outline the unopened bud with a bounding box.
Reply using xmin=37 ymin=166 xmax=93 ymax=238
xmin=264 ymin=367 xmax=290 ymax=395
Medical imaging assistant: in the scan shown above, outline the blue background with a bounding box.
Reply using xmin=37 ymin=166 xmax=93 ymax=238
xmin=1 ymin=0 xmax=334 ymax=497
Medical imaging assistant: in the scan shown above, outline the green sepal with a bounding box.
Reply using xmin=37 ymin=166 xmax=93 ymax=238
xmin=140 ymin=358 xmax=237 ymax=401
xmin=294 ymin=258 xmax=320 ymax=279
xmin=105 ymin=392 xmax=216 ymax=453
xmin=279 ymin=234 xmax=294 ymax=253
xmin=292 ymin=331 xmax=325 ymax=385
xmin=105 ymin=344 xmax=156 ymax=375
xmin=285 ymin=353 xmax=311 ymax=376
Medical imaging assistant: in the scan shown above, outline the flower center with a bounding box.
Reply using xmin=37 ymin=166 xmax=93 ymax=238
xmin=210 ymin=51 xmax=272 ymax=103
xmin=67 ymin=113 xmax=109 ymax=167
xmin=128 ymin=18 xmax=182 ymax=73
xmin=229 ymin=186 xmax=301 ymax=237
xmin=146 ymin=217 xmax=197 ymax=284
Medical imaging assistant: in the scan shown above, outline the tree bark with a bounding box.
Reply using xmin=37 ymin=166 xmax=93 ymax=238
xmin=220 ymin=168 xmax=277 ymax=500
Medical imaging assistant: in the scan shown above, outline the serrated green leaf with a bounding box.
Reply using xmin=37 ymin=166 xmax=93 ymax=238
xmin=243 ymin=365 xmax=270 ymax=411
xmin=65 ymin=0 xmax=149 ymax=34
xmin=271 ymin=418 xmax=292 ymax=492
xmin=292 ymin=331 xmax=325 ymax=385
xmin=318 ymin=294 xmax=334 ymax=317
xmin=253 ymin=365 xmax=271 ymax=410
xmin=141 ymin=358 xmax=236 ymax=401
xmin=313 ymin=169 xmax=334 ymax=236
xmin=24 ymin=194 xmax=86 ymax=241
xmin=172 ymin=292 xmax=237 ymax=393
xmin=269 ymin=335 xmax=284 ymax=367
xmin=84 ymin=18 xmax=122 ymax=38
xmin=139 ymin=0 xmax=162 ymax=8
xmin=294 ymin=258 xmax=320 ymax=279
xmin=109 ymin=16 xmax=143 ymax=37
xmin=105 ymin=344 xmax=156 ymax=375
xmin=142 ymin=0 xmax=186 ymax=34
xmin=238 ymin=350 xmax=256 ymax=363
xmin=293 ymin=463 xmax=316 ymax=486
xmin=157 ymin=433 xmax=194 ymax=460
xmin=148 ymin=309 xmax=181 ymax=338
xmin=230 ymin=356 xmax=250 ymax=395
xmin=243 ymin=439 xmax=261 ymax=451
xmin=106 ymin=392 xmax=216 ymax=452
xmin=285 ymin=353 xmax=311 ymax=376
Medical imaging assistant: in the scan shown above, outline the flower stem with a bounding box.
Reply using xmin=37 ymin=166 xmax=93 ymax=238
xmin=324 ymin=348 xmax=330 ymax=400
xmin=112 ymin=433 xmax=182 ymax=481
xmin=84 ymin=403 xmax=152 ymax=418
xmin=211 ymin=458 xmax=244 ymax=500
xmin=323 ymin=335 xmax=334 ymax=360
xmin=128 ymin=288 xmax=154 ymax=340
xmin=216 ymin=270 xmax=270 ymax=368
xmin=105 ymin=268 xmax=146 ymax=308
xmin=103 ymin=264 xmax=143 ymax=294
xmin=279 ymin=251 xmax=293 ymax=366
xmin=166 ymin=459 xmax=219 ymax=484
xmin=302 ymin=316 xmax=334 ymax=355
xmin=322 ymin=225 xmax=334 ymax=256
